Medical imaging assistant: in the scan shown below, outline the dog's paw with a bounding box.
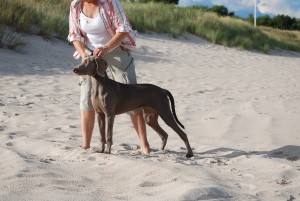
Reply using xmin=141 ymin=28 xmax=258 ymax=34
xmin=186 ymin=152 xmax=194 ymax=158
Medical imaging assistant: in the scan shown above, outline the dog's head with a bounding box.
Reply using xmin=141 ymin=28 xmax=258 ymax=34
xmin=73 ymin=56 xmax=108 ymax=77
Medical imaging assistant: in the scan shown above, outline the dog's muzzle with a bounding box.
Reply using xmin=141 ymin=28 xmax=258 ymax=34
xmin=73 ymin=68 xmax=79 ymax=73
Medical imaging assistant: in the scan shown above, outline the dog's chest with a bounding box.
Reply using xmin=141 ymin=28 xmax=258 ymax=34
xmin=91 ymin=92 xmax=107 ymax=114
xmin=91 ymin=87 xmax=106 ymax=113
xmin=92 ymin=96 xmax=106 ymax=113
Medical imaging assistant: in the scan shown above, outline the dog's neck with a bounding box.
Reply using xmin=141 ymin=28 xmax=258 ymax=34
xmin=91 ymin=71 xmax=108 ymax=80
xmin=92 ymin=74 xmax=101 ymax=79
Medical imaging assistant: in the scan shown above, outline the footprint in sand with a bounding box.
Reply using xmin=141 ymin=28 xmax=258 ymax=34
xmin=139 ymin=181 xmax=160 ymax=187
xmin=67 ymin=125 xmax=77 ymax=129
xmin=205 ymin=158 xmax=229 ymax=166
xmin=158 ymin=153 xmax=177 ymax=160
xmin=117 ymin=143 xmax=142 ymax=155
xmin=238 ymin=173 xmax=255 ymax=179
xmin=39 ymin=158 xmax=56 ymax=164
xmin=5 ymin=142 xmax=14 ymax=146
xmin=62 ymin=146 xmax=86 ymax=160
xmin=0 ymin=126 xmax=4 ymax=132
xmin=87 ymin=157 xmax=96 ymax=161
xmin=183 ymin=187 xmax=233 ymax=200
xmin=62 ymin=146 xmax=111 ymax=163
xmin=236 ymin=182 xmax=256 ymax=190
xmin=119 ymin=143 xmax=132 ymax=150
xmin=8 ymin=132 xmax=17 ymax=139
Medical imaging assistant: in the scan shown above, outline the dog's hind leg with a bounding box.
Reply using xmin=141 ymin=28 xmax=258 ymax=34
xmin=97 ymin=112 xmax=106 ymax=153
xmin=158 ymin=108 xmax=194 ymax=158
xmin=143 ymin=107 xmax=168 ymax=150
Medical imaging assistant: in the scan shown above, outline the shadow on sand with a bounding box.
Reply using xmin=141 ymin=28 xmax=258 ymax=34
xmin=115 ymin=145 xmax=300 ymax=165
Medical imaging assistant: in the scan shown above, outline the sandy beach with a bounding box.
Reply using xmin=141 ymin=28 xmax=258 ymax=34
xmin=0 ymin=32 xmax=300 ymax=200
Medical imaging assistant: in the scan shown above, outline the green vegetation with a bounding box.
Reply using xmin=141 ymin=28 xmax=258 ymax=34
xmin=0 ymin=27 xmax=25 ymax=49
xmin=192 ymin=5 xmax=235 ymax=17
xmin=0 ymin=0 xmax=299 ymax=53
xmin=128 ymin=0 xmax=179 ymax=4
xmin=192 ymin=5 xmax=300 ymax=31
xmin=248 ymin=14 xmax=300 ymax=31
xmin=124 ymin=2 xmax=300 ymax=52
xmin=259 ymin=26 xmax=300 ymax=46
xmin=0 ymin=0 xmax=69 ymax=39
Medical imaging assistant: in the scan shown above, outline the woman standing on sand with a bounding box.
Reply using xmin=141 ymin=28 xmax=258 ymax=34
xmin=68 ymin=0 xmax=150 ymax=155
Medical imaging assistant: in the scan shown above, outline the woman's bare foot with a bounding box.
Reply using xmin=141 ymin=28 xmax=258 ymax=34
xmin=82 ymin=145 xmax=90 ymax=150
xmin=141 ymin=142 xmax=150 ymax=155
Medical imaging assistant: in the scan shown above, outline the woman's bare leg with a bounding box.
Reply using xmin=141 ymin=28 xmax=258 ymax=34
xmin=130 ymin=112 xmax=150 ymax=155
xmin=81 ymin=110 xmax=95 ymax=149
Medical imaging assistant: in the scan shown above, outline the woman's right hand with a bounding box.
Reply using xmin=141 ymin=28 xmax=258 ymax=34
xmin=72 ymin=41 xmax=90 ymax=63
xmin=81 ymin=53 xmax=90 ymax=63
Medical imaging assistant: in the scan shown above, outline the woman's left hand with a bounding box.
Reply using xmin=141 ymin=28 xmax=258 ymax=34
xmin=93 ymin=46 xmax=109 ymax=57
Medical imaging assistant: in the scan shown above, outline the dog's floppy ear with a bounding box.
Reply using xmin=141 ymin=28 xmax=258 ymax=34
xmin=95 ymin=57 xmax=108 ymax=77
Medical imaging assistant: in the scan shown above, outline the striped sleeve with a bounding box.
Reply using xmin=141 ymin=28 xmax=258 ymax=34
xmin=109 ymin=0 xmax=132 ymax=33
xmin=106 ymin=0 xmax=137 ymax=51
xmin=68 ymin=1 xmax=85 ymax=43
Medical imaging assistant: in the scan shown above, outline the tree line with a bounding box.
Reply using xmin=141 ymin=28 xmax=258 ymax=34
xmin=128 ymin=0 xmax=300 ymax=31
xmin=193 ymin=5 xmax=300 ymax=31
xmin=127 ymin=0 xmax=179 ymax=4
xmin=248 ymin=14 xmax=300 ymax=30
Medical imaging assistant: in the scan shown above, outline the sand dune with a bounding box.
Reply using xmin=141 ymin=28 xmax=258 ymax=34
xmin=0 ymin=32 xmax=300 ymax=200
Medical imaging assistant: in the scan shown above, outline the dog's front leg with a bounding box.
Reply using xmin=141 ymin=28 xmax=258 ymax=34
xmin=105 ymin=114 xmax=115 ymax=154
xmin=97 ymin=112 xmax=106 ymax=153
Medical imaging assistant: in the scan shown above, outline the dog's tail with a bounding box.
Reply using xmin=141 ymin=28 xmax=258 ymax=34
xmin=166 ymin=90 xmax=185 ymax=129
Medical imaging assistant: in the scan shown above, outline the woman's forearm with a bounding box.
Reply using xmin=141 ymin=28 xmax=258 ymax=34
xmin=105 ymin=32 xmax=129 ymax=52
xmin=73 ymin=40 xmax=88 ymax=59
xmin=93 ymin=32 xmax=129 ymax=56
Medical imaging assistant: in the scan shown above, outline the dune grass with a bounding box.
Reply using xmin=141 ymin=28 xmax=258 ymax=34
xmin=259 ymin=26 xmax=300 ymax=47
xmin=0 ymin=0 xmax=299 ymax=53
xmin=0 ymin=27 xmax=26 ymax=49
xmin=0 ymin=0 xmax=69 ymax=39
xmin=124 ymin=2 xmax=300 ymax=53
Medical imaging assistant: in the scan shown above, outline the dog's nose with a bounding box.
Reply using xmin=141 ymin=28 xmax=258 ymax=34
xmin=73 ymin=68 xmax=79 ymax=73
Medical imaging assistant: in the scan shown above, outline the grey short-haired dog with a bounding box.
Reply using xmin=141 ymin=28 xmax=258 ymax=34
xmin=73 ymin=56 xmax=194 ymax=158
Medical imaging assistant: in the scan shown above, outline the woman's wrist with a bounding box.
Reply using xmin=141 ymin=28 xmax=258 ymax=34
xmin=93 ymin=45 xmax=110 ymax=56
xmin=102 ymin=45 xmax=109 ymax=52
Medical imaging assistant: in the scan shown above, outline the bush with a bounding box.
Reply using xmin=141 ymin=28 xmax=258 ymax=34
xmin=0 ymin=26 xmax=25 ymax=49
xmin=208 ymin=5 xmax=229 ymax=16
xmin=249 ymin=14 xmax=300 ymax=31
